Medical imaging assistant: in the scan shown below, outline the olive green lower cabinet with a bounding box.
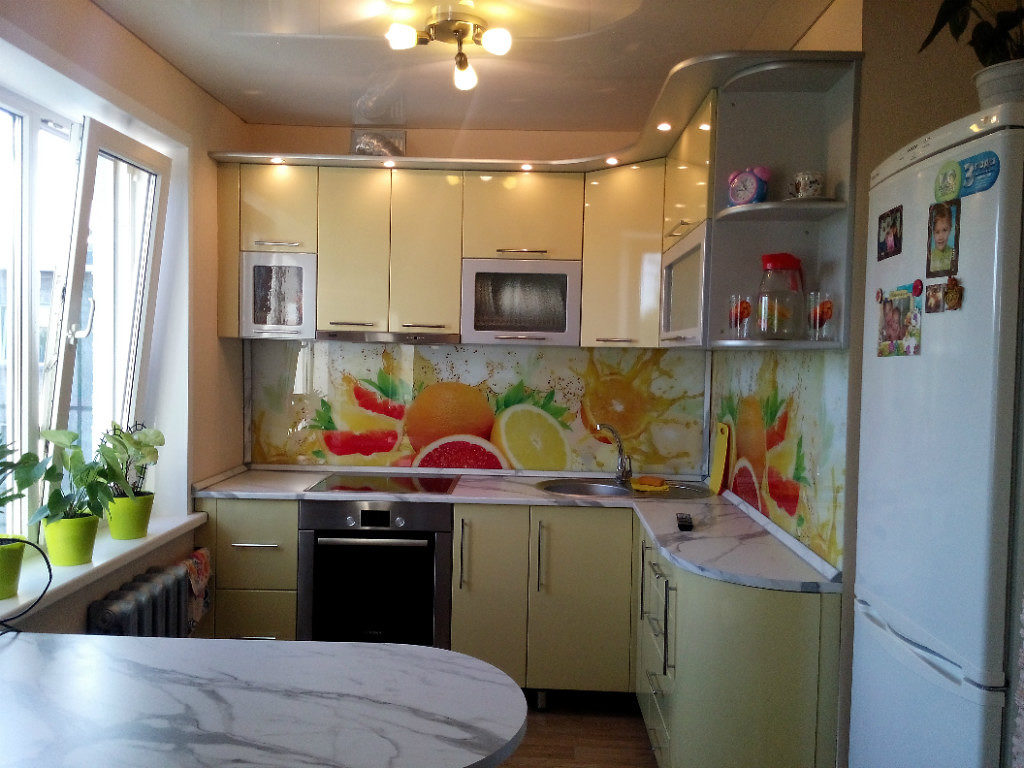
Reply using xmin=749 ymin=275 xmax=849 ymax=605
xmin=194 ymin=499 xmax=299 ymax=641
xmin=635 ymin=519 xmax=839 ymax=768
xmin=451 ymin=504 xmax=633 ymax=691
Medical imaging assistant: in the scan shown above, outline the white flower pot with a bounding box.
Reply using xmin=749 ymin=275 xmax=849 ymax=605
xmin=974 ymin=59 xmax=1024 ymax=109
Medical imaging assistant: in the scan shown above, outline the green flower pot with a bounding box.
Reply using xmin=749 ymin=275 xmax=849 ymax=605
xmin=44 ymin=515 xmax=99 ymax=566
xmin=0 ymin=538 xmax=26 ymax=599
xmin=106 ymin=493 xmax=154 ymax=540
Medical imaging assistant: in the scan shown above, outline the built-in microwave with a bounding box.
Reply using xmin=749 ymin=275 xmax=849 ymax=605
xmin=660 ymin=220 xmax=707 ymax=347
xmin=239 ymin=251 xmax=317 ymax=338
xmin=460 ymin=258 xmax=582 ymax=345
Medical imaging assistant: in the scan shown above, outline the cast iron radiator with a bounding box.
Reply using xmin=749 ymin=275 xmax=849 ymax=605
xmin=87 ymin=549 xmax=211 ymax=637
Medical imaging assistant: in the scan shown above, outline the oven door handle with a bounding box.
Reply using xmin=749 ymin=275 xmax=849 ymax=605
xmin=316 ymin=537 xmax=429 ymax=547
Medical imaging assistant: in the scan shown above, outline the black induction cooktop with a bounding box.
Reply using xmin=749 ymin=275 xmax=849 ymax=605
xmin=305 ymin=473 xmax=461 ymax=494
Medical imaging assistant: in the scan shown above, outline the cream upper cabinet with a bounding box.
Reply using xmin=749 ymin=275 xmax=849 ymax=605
xmin=662 ymin=92 xmax=715 ymax=252
xmin=527 ymin=505 xmax=633 ymax=691
xmin=217 ymin=163 xmax=241 ymax=337
xmin=581 ymin=159 xmax=665 ymax=348
xmin=451 ymin=504 xmax=529 ymax=686
xmin=463 ymin=171 xmax=584 ymax=260
xmin=390 ymin=170 xmax=463 ymax=336
xmin=239 ymin=164 xmax=318 ymax=253
xmin=317 ymin=167 xmax=392 ymax=332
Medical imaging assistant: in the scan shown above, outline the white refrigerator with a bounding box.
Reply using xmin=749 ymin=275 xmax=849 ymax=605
xmin=851 ymin=103 xmax=1024 ymax=766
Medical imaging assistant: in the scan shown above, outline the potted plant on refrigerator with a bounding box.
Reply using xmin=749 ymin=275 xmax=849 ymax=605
xmin=921 ymin=0 xmax=1024 ymax=107
xmin=0 ymin=442 xmax=48 ymax=599
xmin=24 ymin=430 xmax=131 ymax=566
xmin=99 ymin=422 xmax=164 ymax=540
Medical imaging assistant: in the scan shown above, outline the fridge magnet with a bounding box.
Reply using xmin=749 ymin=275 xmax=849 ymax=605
xmin=935 ymin=150 xmax=1000 ymax=201
xmin=925 ymin=200 xmax=960 ymax=278
xmin=877 ymin=284 xmax=922 ymax=357
xmin=925 ymin=283 xmax=945 ymax=313
xmin=944 ymin=277 xmax=964 ymax=310
xmin=934 ymin=160 xmax=963 ymax=202
xmin=877 ymin=205 xmax=903 ymax=260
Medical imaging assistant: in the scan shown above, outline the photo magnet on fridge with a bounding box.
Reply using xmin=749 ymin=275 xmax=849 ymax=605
xmin=877 ymin=205 xmax=903 ymax=261
xmin=925 ymin=283 xmax=945 ymax=313
xmin=926 ymin=199 xmax=960 ymax=278
xmin=877 ymin=284 xmax=921 ymax=357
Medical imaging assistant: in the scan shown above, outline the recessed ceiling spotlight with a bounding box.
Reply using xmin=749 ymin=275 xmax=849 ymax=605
xmin=383 ymin=160 xmax=396 ymax=168
xmin=605 ymin=157 xmax=618 ymax=165
xmin=270 ymin=157 xmax=285 ymax=164
xmin=657 ymin=122 xmax=672 ymax=131
xmin=699 ymin=122 xmax=711 ymax=131
xmin=521 ymin=164 xmax=532 ymax=171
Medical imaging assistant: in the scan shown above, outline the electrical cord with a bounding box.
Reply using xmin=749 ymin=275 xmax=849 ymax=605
xmin=0 ymin=536 xmax=52 ymax=636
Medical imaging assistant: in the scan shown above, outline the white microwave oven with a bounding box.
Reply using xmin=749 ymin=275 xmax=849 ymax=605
xmin=239 ymin=251 xmax=317 ymax=338
xmin=460 ymin=258 xmax=582 ymax=345
xmin=660 ymin=220 xmax=707 ymax=347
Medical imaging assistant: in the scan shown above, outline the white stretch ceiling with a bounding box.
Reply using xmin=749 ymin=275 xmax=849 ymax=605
xmin=90 ymin=0 xmax=840 ymax=132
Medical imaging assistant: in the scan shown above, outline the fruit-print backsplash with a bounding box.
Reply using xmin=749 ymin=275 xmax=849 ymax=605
xmin=249 ymin=341 xmax=709 ymax=476
xmin=711 ymin=350 xmax=846 ymax=569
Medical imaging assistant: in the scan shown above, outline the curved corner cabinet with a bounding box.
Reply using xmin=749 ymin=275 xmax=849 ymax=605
xmin=634 ymin=517 xmax=840 ymax=768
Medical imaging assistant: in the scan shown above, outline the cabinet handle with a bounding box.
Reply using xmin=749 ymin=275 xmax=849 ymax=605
xmin=497 ymin=334 xmax=547 ymax=340
xmin=662 ymin=585 xmax=675 ymax=675
xmin=254 ymin=240 xmax=302 ymax=247
xmin=401 ymin=323 xmax=448 ymax=329
xmin=238 ymin=635 xmax=277 ymax=640
xmin=595 ymin=337 xmax=636 ymax=343
xmin=230 ymin=542 xmax=280 ymax=549
xmin=328 ymin=321 xmax=375 ymax=327
xmin=495 ymin=248 xmax=548 ymax=254
xmin=649 ymin=561 xmax=666 ymax=580
xmin=646 ymin=670 xmax=663 ymax=696
xmin=536 ymin=520 xmax=544 ymax=592
xmin=663 ymin=333 xmax=698 ymax=341
xmin=667 ymin=220 xmax=697 ymax=238
xmin=458 ymin=518 xmax=467 ymax=590
xmin=639 ymin=542 xmax=651 ymax=618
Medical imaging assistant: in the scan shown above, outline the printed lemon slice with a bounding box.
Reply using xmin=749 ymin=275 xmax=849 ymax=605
xmin=490 ymin=403 xmax=570 ymax=471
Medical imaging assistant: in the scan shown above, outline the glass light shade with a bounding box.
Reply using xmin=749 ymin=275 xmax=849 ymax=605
xmin=453 ymin=62 xmax=478 ymax=90
xmin=385 ymin=23 xmax=418 ymax=50
xmin=480 ymin=27 xmax=512 ymax=55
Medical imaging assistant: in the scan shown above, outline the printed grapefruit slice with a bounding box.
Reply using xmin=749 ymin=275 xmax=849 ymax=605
xmin=730 ymin=457 xmax=763 ymax=514
xmin=491 ymin=404 xmax=570 ymax=471
xmin=412 ymin=434 xmax=510 ymax=471
xmin=766 ymin=466 xmax=801 ymax=517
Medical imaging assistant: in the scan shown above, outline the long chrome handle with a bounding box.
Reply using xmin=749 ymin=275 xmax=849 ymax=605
xmin=254 ymin=240 xmax=301 ymax=247
xmin=595 ymin=337 xmax=635 ymax=343
xmin=401 ymin=323 xmax=447 ymax=329
xmin=536 ymin=520 xmax=543 ymax=592
xmin=495 ymin=248 xmax=548 ymax=254
xmin=496 ymin=334 xmax=548 ymax=340
xmin=328 ymin=321 xmax=375 ymax=327
xmin=663 ymin=584 xmax=675 ymax=675
xmin=649 ymin=561 xmax=666 ymax=580
xmin=663 ymin=333 xmax=698 ymax=341
xmin=646 ymin=670 xmax=663 ymax=696
xmin=238 ymin=635 xmax=277 ymax=640
xmin=458 ymin=518 xmax=467 ymax=590
xmin=667 ymin=220 xmax=697 ymax=238
xmin=230 ymin=542 xmax=280 ymax=549
xmin=316 ymin=537 xmax=428 ymax=547
xmin=257 ymin=328 xmax=301 ymax=335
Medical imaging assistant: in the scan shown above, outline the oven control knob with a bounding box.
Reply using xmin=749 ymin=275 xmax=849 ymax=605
xmin=394 ymin=516 xmax=406 ymax=528
xmin=344 ymin=515 xmax=357 ymax=527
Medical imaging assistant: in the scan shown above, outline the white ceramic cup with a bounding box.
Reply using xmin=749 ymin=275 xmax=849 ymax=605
xmin=789 ymin=171 xmax=824 ymax=198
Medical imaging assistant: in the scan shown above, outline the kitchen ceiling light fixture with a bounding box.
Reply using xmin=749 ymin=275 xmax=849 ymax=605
xmin=386 ymin=6 xmax=511 ymax=91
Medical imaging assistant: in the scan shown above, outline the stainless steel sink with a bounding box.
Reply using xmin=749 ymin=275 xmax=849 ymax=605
xmin=535 ymin=478 xmax=711 ymax=500
xmin=536 ymin=479 xmax=634 ymax=497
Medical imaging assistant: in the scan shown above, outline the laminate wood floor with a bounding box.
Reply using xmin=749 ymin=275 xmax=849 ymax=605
xmin=502 ymin=691 xmax=658 ymax=768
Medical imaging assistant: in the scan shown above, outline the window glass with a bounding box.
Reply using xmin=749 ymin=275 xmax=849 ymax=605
xmin=0 ymin=108 xmax=17 ymax=533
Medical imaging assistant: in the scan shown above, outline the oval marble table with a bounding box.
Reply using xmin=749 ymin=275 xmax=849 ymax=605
xmin=0 ymin=632 xmax=527 ymax=768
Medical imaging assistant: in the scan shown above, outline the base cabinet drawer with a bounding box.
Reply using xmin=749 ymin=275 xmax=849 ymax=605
xmin=215 ymin=589 xmax=297 ymax=640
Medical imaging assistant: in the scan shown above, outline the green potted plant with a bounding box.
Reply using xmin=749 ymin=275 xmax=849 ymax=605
xmin=24 ymin=430 xmax=131 ymax=566
xmin=99 ymin=422 xmax=164 ymax=540
xmin=921 ymin=0 xmax=1024 ymax=106
xmin=0 ymin=442 xmax=46 ymax=598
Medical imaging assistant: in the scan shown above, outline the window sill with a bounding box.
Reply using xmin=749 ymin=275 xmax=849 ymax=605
xmin=0 ymin=513 xmax=208 ymax=622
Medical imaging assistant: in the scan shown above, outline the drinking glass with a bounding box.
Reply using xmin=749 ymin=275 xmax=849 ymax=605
xmin=807 ymin=291 xmax=835 ymax=341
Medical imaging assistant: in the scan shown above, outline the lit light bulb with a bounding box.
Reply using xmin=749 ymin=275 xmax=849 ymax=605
xmin=481 ymin=27 xmax=512 ymax=55
xmin=385 ymin=23 xmax=418 ymax=50
xmin=453 ymin=61 xmax=478 ymax=90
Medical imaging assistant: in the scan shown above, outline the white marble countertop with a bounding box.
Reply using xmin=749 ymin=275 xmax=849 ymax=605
xmin=194 ymin=469 xmax=840 ymax=593
xmin=0 ymin=632 xmax=527 ymax=768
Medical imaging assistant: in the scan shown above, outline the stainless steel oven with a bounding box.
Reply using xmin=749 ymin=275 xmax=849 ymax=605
xmin=297 ymin=488 xmax=454 ymax=648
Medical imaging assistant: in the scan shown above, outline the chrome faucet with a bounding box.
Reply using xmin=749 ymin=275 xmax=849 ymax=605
xmin=596 ymin=423 xmax=632 ymax=485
